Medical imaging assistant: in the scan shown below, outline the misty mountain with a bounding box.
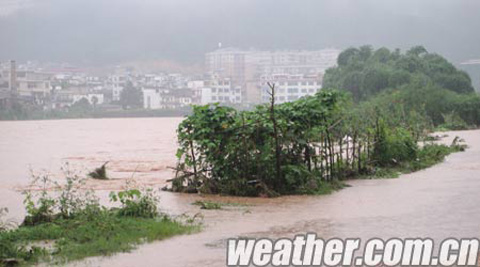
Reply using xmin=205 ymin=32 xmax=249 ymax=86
xmin=1 ymin=0 xmax=479 ymax=67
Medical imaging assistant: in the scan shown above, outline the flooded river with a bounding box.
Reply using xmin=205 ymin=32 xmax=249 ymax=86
xmin=1 ymin=118 xmax=479 ymax=267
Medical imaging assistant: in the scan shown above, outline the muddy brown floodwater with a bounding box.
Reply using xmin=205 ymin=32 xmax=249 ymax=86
xmin=1 ymin=118 xmax=479 ymax=267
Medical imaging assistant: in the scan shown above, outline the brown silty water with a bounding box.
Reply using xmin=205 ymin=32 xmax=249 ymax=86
xmin=0 ymin=118 xmax=479 ymax=267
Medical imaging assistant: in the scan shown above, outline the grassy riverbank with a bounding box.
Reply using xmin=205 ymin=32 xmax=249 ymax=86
xmin=0 ymin=173 xmax=198 ymax=266
xmin=1 ymin=212 xmax=196 ymax=265
xmin=363 ymin=140 xmax=466 ymax=179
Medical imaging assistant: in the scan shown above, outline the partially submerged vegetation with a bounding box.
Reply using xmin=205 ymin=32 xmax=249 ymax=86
xmin=192 ymin=201 xmax=223 ymax=210
xmin=368 ymin=139 xmax=466 ymax=179
xmin=88 ymin=161 xmax=109 ymax=180
xmin=168 ymin=46 xmax=476 ymax=197
xmin=192 ymin=200 xmax=252 ymax=210
xmin=0 ymin=170 xmax=197 ymax=266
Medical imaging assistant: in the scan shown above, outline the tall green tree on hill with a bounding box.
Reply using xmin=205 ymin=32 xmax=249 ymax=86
xmin=120 ymin=81 xmax=143 ymax=109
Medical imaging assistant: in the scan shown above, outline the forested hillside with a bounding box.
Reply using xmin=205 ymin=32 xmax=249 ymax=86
xmin=323 ymin=46 xmax=480 ymax=128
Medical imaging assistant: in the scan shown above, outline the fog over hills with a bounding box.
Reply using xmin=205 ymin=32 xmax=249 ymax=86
xmin=1 ymin=0 xmax=479 ymax=68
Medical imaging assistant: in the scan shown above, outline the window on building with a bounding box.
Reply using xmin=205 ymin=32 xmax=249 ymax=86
xmin=301 ymin=89 xmax=307 ymax=93
xmin=288 ymin=95 xmax=298 ymax=101
xmin=212 ymin=88 xmax=217 ymax=93
xmin=212 ymin=96 xmax=217 ymax=101
xmin=288 ymin=88 xmax=298 ymax=94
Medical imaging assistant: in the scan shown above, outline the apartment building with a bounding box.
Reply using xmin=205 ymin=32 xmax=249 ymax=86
xmin=143 ymin=88 xmax=193 ymax=109
xmin=1 ymin=64 xmax=52 ymax=104
xmin=201 ymin=78 xmax=242 ymax=105
xmin=205 ymin=48 xmax=250 ymax=83
xmin=205 ymin=48 xmax=340 ymax=103
xmin=260 ymin=74 xmax=322 ymax=104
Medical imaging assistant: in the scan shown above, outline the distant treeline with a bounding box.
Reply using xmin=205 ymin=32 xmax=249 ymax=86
xmin=169 ymin=46 xmax=477 ymax=197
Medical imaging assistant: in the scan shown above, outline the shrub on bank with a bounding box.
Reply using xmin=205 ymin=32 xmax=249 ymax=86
xmin=372 ymin=120 xmax=418 ymax=167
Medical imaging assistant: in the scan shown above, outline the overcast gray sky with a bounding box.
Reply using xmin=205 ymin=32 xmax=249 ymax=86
xmin=0 ymin=0 xmax=479 ymax=65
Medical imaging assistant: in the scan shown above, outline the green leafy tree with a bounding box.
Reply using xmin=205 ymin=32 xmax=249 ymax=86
xmin=407 ymin=45 xmax=428 ymax=57
xmin=120 ymin=81 xmax=143 ymax=109
xmin=91 ymin=95 xmax=98 ymax=110
xmin=70 ymin=98 xmax=91 ymax=112
xmin=337 ymin=47 xmax=359 ymax=66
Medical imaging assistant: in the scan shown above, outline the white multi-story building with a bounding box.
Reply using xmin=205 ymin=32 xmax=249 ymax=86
xmin=143 ymin=88 xmax=165 ymax=109
xmin=143 ymin=88 xmax=193 ymax=109
xmin=205 ymin=48 xmax=340 ymax=103
xmin=108 ymin=75 xmax=127 ymax=101
xmin=201 ymin=78 xmax=242 ymax=105
xmin=260 ymin=74 xmax=322 ymax=104
xmin=205 ymin=48 xmax=250 ymax=83
xmin=187 ymin=80 xmax=205 ymax=104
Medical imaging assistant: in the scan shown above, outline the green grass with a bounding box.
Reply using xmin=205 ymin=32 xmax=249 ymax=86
xmin=0 ymin=211 xmax=198 ymax=265
xmin=364 ymin=143 xmax=465 ymax=179
xmin=311 ymin=180 xmax=349 ymax=195
xmin=192 ymin=201 xmax=222 ymax=210
xmin=192 ymin=200 xmax=253 ymax=210
xmin=293 ymin=179 xmax=349 ymax=196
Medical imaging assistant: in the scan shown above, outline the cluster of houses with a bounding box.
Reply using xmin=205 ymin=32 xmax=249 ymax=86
xmin=0 ymin=48 xmax=340 ymax=111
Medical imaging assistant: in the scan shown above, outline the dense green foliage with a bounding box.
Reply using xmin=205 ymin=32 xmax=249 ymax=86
xmin=324 ymin=46 xmax=480 ymax=128
xmin=109 ymin=189 xmax=159 ymax=218
xmin=172 ymin=90 xmax=347 ymax=196
xmin=170 ymin=85 xmax=464 ymax=197
xmin=0 ymin=171 xmax=196 ymax=265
